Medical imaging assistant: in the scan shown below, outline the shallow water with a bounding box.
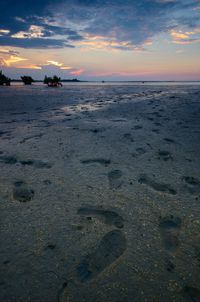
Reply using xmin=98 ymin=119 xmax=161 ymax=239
xmin=0 ymin=84 xmax=200 ymax=301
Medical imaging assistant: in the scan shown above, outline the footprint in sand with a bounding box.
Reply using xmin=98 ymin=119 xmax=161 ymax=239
xmin=136 ymin=147 xmax=146 ymax=155
xmin=13 ymin=181 xmax=34 ymax=202
xmin=182 ymin=176 xmax=200 ymax=195
xmin=108 ymin=169 xmax=123 ymax=189
xmin=159 ymin=215 xmax=182 ymax=252
xmin=131 ymin=148 xmax=147 ymax=158
xmin=89 ymin=128 xmax=105 ymax=134
xmin=138 ymin=174 xmax=177 ymax=195
xmin=77 ymin=207 xmax=124 ymax=228
xmin=123 ymin=133 xmax=134 ymax=142
xmin=0 ymin=155 xmax=52 ymax=169
xmin=165 ymin=258 xmax=175 ymax=272
xmin=81 ymin=158 xmax=111 ymax=166
xmin=133 ymin=125 xmax=143 ymax=130
xmin=0 ymin=155 xmax=18 ymax=165
xmin=163 ymin=137 xmax=176 ymax=144
xmin=184 ymin=286 xmax=200 ymax=302
xmin=157 ymin=150 xmax=173 ymax=161
xmin=20 ymin=159 xmax=52 ymax=169
xmin=76 ymin=230 xmax=127 ymax=282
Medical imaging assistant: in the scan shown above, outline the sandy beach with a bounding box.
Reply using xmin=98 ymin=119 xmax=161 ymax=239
xmin=0 ymin=83 xmax=200 ymax=302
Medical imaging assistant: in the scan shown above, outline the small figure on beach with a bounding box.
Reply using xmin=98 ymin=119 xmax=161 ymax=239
xmin=44 ymin=75 xmax=63 ymax=87
xmin=0 ymin=70 xmax=11 ymax=86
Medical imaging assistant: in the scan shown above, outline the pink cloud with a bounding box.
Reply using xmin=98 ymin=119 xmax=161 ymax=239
xmin=70 ymin=69 xmax=84 ymax=76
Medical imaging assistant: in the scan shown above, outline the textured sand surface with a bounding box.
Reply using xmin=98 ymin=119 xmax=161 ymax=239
xmin=0 ymin=84 xmax=200 ymax=302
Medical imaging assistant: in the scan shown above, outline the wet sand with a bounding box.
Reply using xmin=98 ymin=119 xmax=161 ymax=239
xmin=0 ymin=84 xmax=200 ymax=302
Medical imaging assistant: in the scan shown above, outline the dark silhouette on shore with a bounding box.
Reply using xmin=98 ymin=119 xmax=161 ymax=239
xmin=44 ymin=75 xmax=63 ymax=87
xmin=21 ymin=76 xmax=34 ymax=85
xmin=0 ymin=71 xmax=11 ymax=86
xmin=62 ymin=78 xmax=81 ymax=82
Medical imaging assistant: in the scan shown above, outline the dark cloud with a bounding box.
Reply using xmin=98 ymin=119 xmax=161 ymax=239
xmin=50 ymin=0 xmax=200 ymax=48
xmin=0 ymin=36 xmax=74 ymax=48
xmin=0 ymin=0 xmax=199 ymax=49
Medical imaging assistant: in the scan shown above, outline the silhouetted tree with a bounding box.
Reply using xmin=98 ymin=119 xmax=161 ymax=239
xmin=52 ymin=75 xmax=61 ymax=84
xmin=0 ymin=70 xmax=11 ymax=86
xmin=44 ymin=75 xmax=52 ymax=85
xmin=43 ymin=75 xmax=62 ymax=87
xmin=21 ymin=76 xmax=34 ymax=85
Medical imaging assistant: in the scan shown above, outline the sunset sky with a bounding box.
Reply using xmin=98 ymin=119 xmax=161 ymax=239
xmin=0 ymin=0 xmax=200 ymax=80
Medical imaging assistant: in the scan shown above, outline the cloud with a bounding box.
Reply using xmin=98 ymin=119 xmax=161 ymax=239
xmin=16 ymin=64 xmax=42 ymax=70
xmin=0 ymin=48 xmax=19 ymax=55
xmin=11 ymin=25 xmax=45 ymax=39
xmin=43 ymin=60 xmax=73 ymax=70
xmin=0 ymin=1 xmax=83 ymax=48
xmin=0 ymin=0 xmax=199 ymax=50
xmin=60 ymin=66 xmax=73 ymax=70
xmin=76 ymin=34 xmax=148 ymax=51
xmin=170 ymin=28 xmax=200 ymax=44
xmin=0 ymin=54 xmax=83 ymax=76
xmin=0 ymin=29 xmax=10 ymax=35
xmin=0 ymin=36 xmax=74 ymax=48
xmin=70 ymin=68 xmax=84 ymax=75
xmin=0 ymin=55 xmax=27 ymax=67
xmin=51 ymin=0 xmax=200 ymax=50
xmin=0 ymin=48 xmax=23 ymax=67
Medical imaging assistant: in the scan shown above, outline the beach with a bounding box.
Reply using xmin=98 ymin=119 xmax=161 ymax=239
xmin=0 ymin=83 xmax=200 ymax=302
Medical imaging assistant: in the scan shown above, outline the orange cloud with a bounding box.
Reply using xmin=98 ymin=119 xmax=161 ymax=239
xmin=0 ymin=55 xmax=27 ymax=66
xmin=60 ymin=66 xmax=73 ymax=70
xmin=46 ymin=60 xmax=63 ymax=67
xmin=170 ymin=29 xmax=200 ymax=44
xmin=70 ymin=69 xmax=84 ymax=76
xmin=16 ymin=64 xmax=42 ymax=70
xmin=77 ymin=35 xmax=147 ymax=51
xmin=44 ymin=60 xmax=72 ymax=70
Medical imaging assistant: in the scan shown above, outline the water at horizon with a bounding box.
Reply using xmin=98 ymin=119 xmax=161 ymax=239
xmin=9 ymin=80 xmax=200 ymax=86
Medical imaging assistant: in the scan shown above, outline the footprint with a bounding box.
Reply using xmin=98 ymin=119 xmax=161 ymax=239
xmin=77 ymin=207 xmax=124 ymax=228
xmin=43 ymin=179 xmax=52 ymax=185
xmin=133 ymin=125 xmax=143 ymax=130
xmin=152 ymin=129 xmax=160 ymax=134
xmin=20 ymin=160 xmax=52 ymax=169
xmin=81 ymin=158 xmax=111 ymax=166
xmin=20 ymin=133 xmax=43 ymax=144
xmin=45 ymin=244 xmax=56 ymax=250
xmin=158 ymin=150 xmax=173 ymax=161
xmin=13 ymin=181 xmax=34 ymax=202
xmin=182 ymin=176 xmax=200 ymax=194
xmin=163 ymin=137 xmax=175 ymax=144
xmin=136 ymin=147 xmax=146 ymax=155
xmin=0 ymin=155 xmax=52 ymax=169
xmin=184 ymin=286 xmax=200 ymax=302
xmin=123 ymin=133 xmax=134 ymax=142
xmin=138 ymin=174 xmax=176 ymax=195
xmin=131 ymin=147 xmax=147 ymax=158
xmin=77 ymin=230 xmax=126 ymax=282
xmin=89 ymin=128 xmax=105 ymax=134
xmin=108 ymin=170 xmax=123 ymax=189
xmin=0 ymin=155 xmax=18 ymax=165
xmin=159 ymin=215 xmax=181 ymax=252
xmin=165 ymin=258 xmax=175 ymax=272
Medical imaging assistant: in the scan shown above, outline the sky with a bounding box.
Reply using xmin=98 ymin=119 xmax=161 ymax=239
xmin=0 ymin=0 xmax=200 ymax=81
